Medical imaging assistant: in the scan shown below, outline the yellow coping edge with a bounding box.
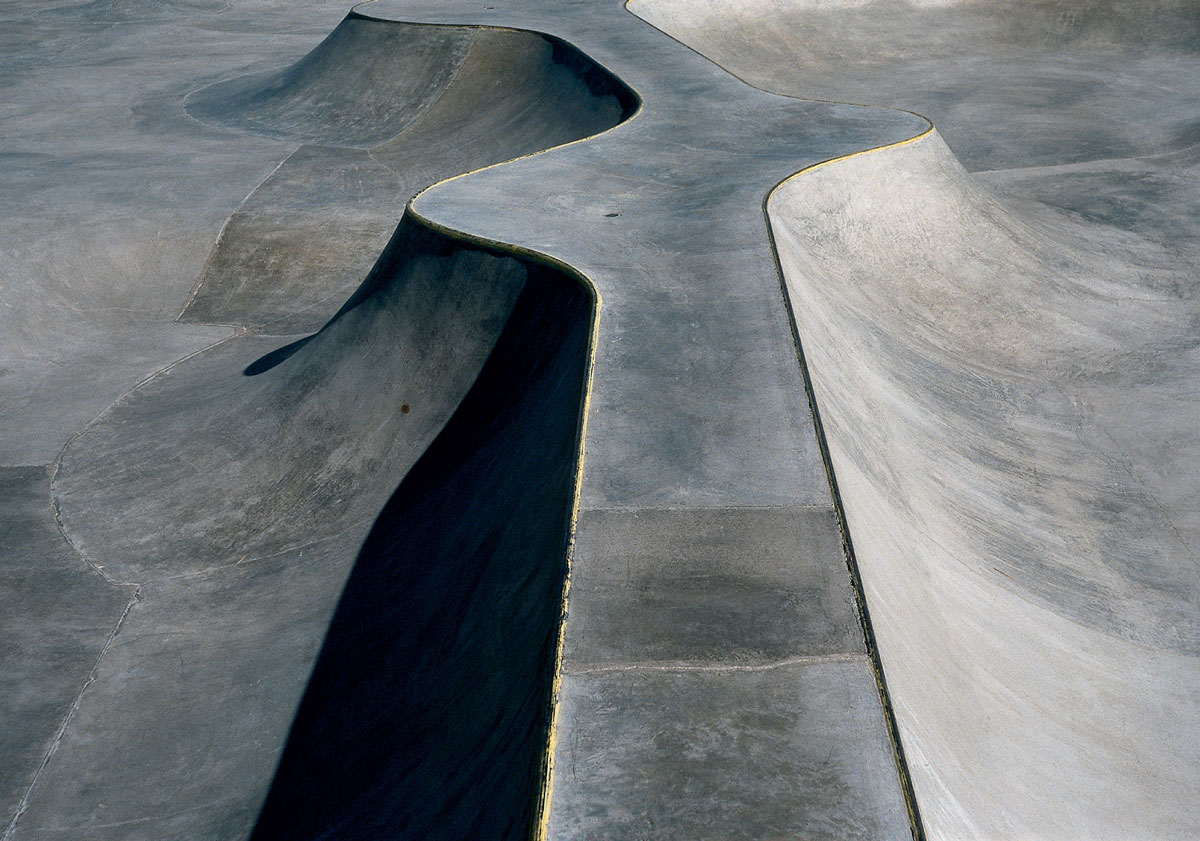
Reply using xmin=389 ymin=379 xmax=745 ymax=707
xmin=624 ymin=3 xmax=937 ymax=836
xmin=769 ymin=124 xmax=934 ymax=192
xmin=405 ymin=151 xmax=612 ymax=841
xmin=347 ymin=6 xmax=940 ymax=840
xmin=359 ymin=11 xmax=644 ymax=838
xmin=404 ymin=205 xmax=601 ymax=841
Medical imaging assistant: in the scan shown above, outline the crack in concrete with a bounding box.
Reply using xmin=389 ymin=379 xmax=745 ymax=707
xmin=3 ymin=588 xmax=140 ymax=841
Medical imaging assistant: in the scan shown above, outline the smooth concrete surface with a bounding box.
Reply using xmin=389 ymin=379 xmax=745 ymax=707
xmin=8 ymin=0 xmax=1194 ymax=839
xmin=629 ymin=0 xmax=1200 ymax=171
xmin=2 ymin=1 xmax=922 ymax=838
xmin=179 ymin=18 xmax=633 ymax=331
xmin=548 ymin=660 xmax=906 ymax=841
xmin=770 ymin=129 xmax=1200 ymax=841
xmin=0 ymin=467 xmax=133 ymax=829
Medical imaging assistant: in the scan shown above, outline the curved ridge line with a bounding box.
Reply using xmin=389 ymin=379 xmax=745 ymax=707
xmin=404 ymin=146 xmax=607 ymax=841
xmin=396 ymin=5 xmax=935 ymax=835
xmin=339 ymin=8 xmax=939 ymax=837
xmin=378 ymin=8 xmax=933 ymax=837
xmin=175 ymin=153 xmax=295 ymax=325
xmin=44 ymin=13 xmax=632 ymax=841
xmin=761 ymin=125 xmax=937 ymax=841
xmin=366 ymin=18 xmax=645 ymax=838
xmin=405 ymin=196 xmax=604 ymax=841
xmin=49 ymin=330 xmax=244 ymax=589
xmin=2 ymin=588 xmax=140 ymax=841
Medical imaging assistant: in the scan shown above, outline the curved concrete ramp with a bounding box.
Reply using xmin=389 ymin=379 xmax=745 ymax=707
xmin=250 ymin=252 xmax=593 ymax=841
xmin=629 ymin=0 xmax=1200 ymax=170
xmin=184 ymin=15 xmax=475 ymax=146
xmin=769 ymin=130 xmax=1200 ymax=839
xmin=5 ymin=11 xmax=629 ymax=840
xmin=42 ymin=218 xmax=596 ymax=841
xmin=8 ymin=0 xmax=1196 ymax=838
xmin=181 ymin=15 xmax=635 ymax=331
xmin=57 ymin=221 xmax=527 ymax=580
xmin=5 ymin=0 xmax=933 ymax=836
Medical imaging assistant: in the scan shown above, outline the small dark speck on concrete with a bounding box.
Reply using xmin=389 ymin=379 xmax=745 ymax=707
xmin=400 ymin=404 xmax=410 ymax=414
xmin=604 ymin=212 xmax=619 ymax=217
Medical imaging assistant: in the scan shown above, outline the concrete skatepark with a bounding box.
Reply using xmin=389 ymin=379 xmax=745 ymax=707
xmin=1 ymin=0 xmax=1197 ymax=838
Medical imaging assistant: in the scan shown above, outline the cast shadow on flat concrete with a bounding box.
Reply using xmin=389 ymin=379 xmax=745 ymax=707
xmin=248 ymin=247 xmax=594 ymax=840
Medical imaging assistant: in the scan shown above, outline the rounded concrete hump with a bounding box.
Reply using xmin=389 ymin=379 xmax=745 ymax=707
xmin=768 ymin=127 xmax=1200 ymax=840
xmin=183 ymin=13 xmax=479 ymax=146
xmin=176 ymin=18 xmax=635 ymax=333
xmin=370 ymin=26 xmax=639 ymax=168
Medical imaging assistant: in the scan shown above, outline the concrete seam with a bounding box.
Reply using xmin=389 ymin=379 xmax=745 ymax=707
xmin=48 ymin=331 xmax=242 ymax=589
xmin=971 ymin=138 xmax=1200 ymax=175
xmin=11 ymin=331 xmax=246 ymax=834
xmin=2 ymin=587 xmax=140 ymax=841
xmin=346 ymin=10 xmax=930 ymax=838
xmin=578 ymin=501 xmax=835 ymax=513
xmin=566 ymin=652 xmax=869 ymax=675
xmin=174 ymin=150 xmax=298 ymax=323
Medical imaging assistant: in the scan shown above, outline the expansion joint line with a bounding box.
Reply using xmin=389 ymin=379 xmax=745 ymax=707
xmin=568 ymin=652 xmax=868 ymax=676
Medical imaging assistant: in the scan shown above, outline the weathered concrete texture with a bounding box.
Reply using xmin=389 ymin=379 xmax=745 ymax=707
xmin=550 ymin=506 xmax=909 ymax=839
xmin=182 ymin=145 xmax=412 ymax=333
xmin=180 ymin=18 xmax=633 ymax=330
xmin=56 ymin=230 xmax=526 ymax=581
xmin=549 ymin=661 xmax=908 ymax=841
xmin=564 ymin=506 xmax=862 ymax=666
xmin=634 ymin=1 xmax=1200 ymax=837
xmin=3 ymin=6 xmax=637 ymax=836
xmin=11 ymin=540 xmax=352 ymax=841
xmin=0 ymin=0 xmax=353 ymax=465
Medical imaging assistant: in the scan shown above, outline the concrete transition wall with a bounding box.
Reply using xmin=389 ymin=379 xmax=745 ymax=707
xmin=3 ymin=11 xmax=632 ymax=840
xmin=768 ymin=130 xmax=1200 ymax=840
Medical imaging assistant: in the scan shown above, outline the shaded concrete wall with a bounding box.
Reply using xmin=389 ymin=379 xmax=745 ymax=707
xmin=250 ymin=231 xmax=596 ymax=841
